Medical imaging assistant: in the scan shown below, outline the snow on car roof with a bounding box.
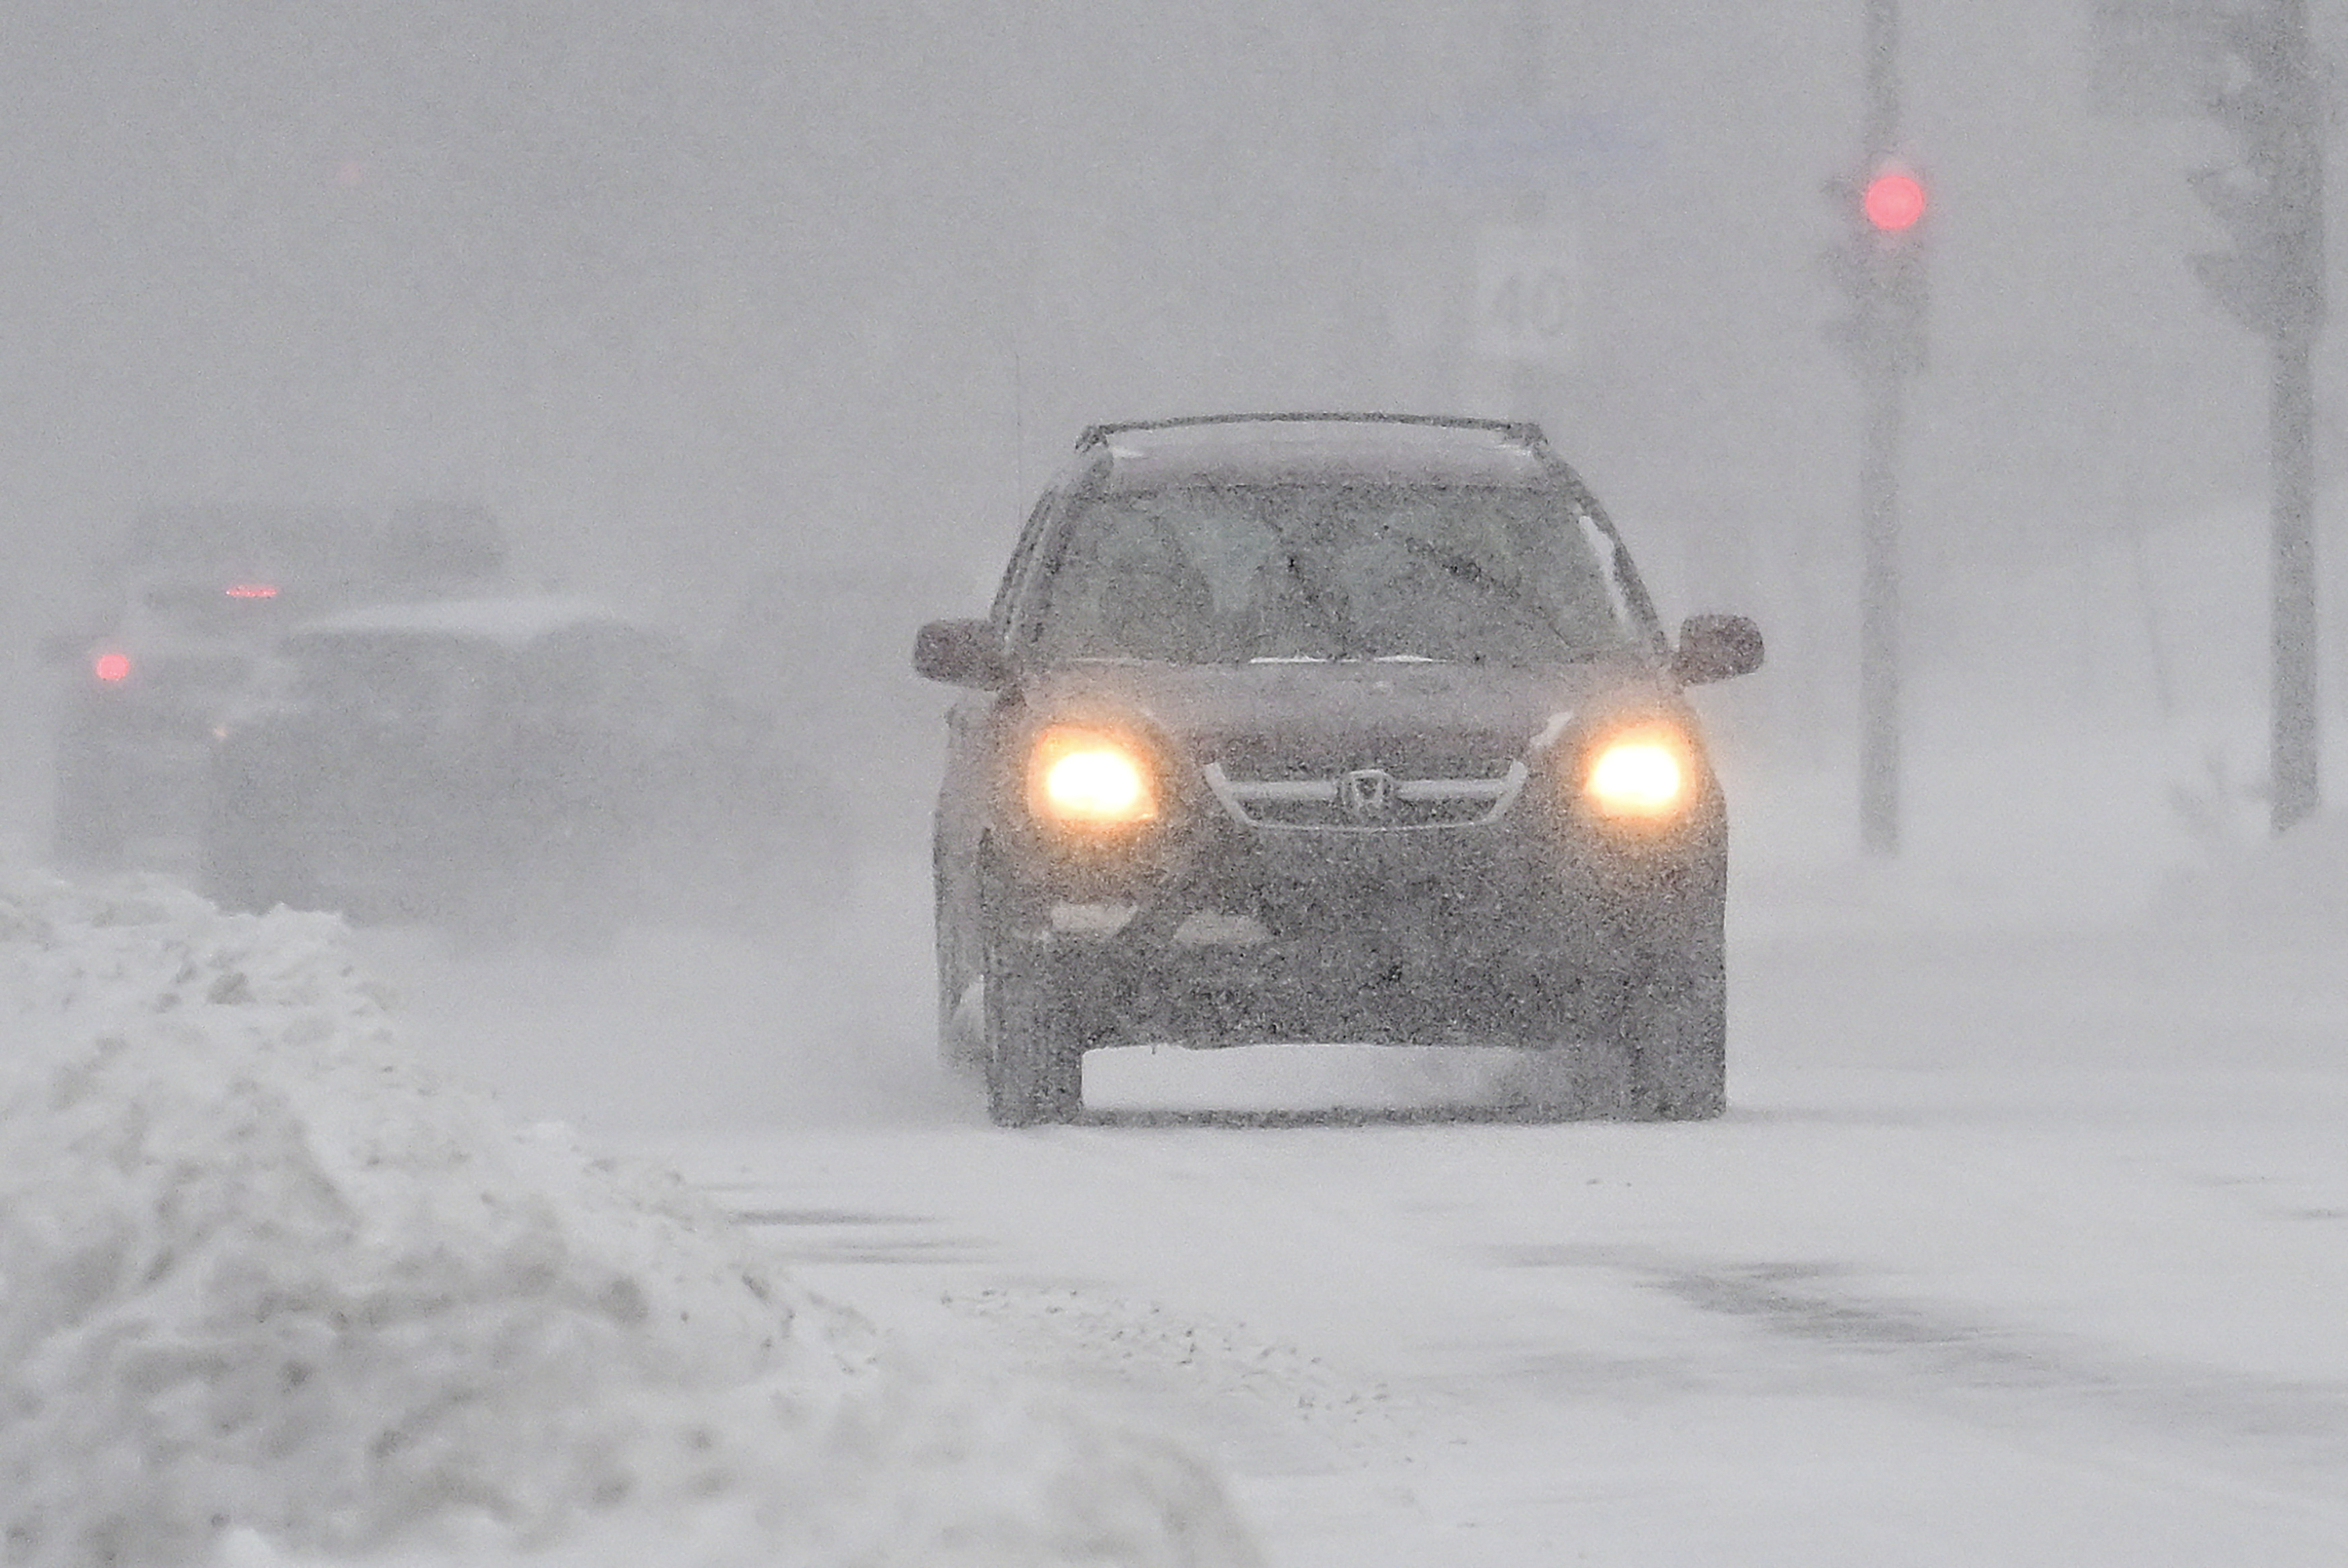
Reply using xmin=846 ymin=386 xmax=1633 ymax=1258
xmin=1097 ymin=415 xmax=1558 ymax=489
xmin=288 ymin=595 xmax=646 ymax=649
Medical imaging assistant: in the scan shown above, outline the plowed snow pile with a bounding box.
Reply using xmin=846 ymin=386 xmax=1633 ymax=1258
xmin=0 ymin=869 xmax=1258 ymax=1568
xmin=2160 ymin=807 xmax=2348 ymax=937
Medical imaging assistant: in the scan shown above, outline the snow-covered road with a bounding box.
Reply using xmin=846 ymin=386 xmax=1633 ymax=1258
xmin=356 ymin=848 xmax=2348 ymax=1567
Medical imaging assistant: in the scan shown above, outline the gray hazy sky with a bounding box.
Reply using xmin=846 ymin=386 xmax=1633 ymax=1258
xmin=4 ymin=2 xmax=2340 ymax=740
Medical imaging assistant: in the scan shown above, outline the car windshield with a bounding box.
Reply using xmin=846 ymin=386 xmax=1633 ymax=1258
xmin=1031 ymin=483 xmax=1638 ymax=665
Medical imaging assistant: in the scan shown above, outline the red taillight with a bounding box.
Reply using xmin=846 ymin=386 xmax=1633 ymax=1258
xmin=224 ymin=583 xmax=279 ymax=599
xmin=93 ymin=651 xmax=131 ymax=683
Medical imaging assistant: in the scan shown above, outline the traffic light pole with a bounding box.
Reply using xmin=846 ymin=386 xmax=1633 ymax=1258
xmin=1510 ymin=0 xmax=1547 ymax=425
xmin=2272 ymin=327 xmax=2319 ymax=829
xmin=1862 ymin=0 xmax=1900 ymax=180
xmin=2187 ymin=0 xmax=2324 ymax=833
xmin=2250 ymin=0 xmax=2324 ymax=835
xmin=1859 ymin=0 xmax=1903 ymax=856
xmin=2268 ymin=0 xmax=2322 ymax=833
xmin=1860 ymin=344 xmax=1904 ymax=855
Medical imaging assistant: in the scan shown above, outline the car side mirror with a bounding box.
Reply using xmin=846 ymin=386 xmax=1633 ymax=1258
xmin=1671 ymin=613 xmax=1763 ymax=685
xmin=913 ymin=617 xmax=1010 ymax=689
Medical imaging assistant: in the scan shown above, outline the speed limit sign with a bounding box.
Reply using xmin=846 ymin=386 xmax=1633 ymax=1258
xmin=1471 ymin=222 xmax=1583 ymax=365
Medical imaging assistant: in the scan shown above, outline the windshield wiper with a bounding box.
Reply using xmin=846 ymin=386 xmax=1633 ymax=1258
xmin=1267 ymin=549 xmax=1363 ymax=659
xmin=1381 ymin=530 xmax=1562 ymax=638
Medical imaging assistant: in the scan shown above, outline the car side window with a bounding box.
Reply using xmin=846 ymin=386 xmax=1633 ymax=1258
xmin=522 ymin=628 xmax=611 ymax=720
xmin=1028 ymin=494 xmax=1244 ymax=662
xmin=1571 ymin=506 xmax=1669 ymax=656
xmin=525 ymin=624 xmax=703 ymax=749
xmin=990 ymin=488 xmax=1061 ymax=631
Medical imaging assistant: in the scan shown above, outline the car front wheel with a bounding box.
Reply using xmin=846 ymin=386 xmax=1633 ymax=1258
xmin=200 ymin=812 xmax=312 ymax=916
xmin=51 ymin=741 xmax=124 ymax=870
xmin=1616 ymin=938 xmax=1727 ymax=1120
xmin=979 ymin=877 xmax=1085 ymax=1127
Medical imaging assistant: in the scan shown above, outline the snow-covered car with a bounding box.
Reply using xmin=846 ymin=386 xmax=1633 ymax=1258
xmin=201 ymin=597 xmax=801 ymax=936
xmin=916 ymin=413 xmax=1763 ymax=1124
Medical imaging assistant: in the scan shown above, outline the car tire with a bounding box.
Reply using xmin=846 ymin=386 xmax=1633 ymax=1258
xmin=935 ymin=868 xmax=984 ymax=1077
xmin=51 ymin=797 xmax=124 ymax=871
xmin=1617 ymin=936 xmax=1727 ymax=1121
xmin=200 ymin=818 xmax=311 ymax=915
xmin=514 ymin=854 xmax=629 ymax=955
xmin=51 ymin=741 xmax=124 ymax=870
xmin=979 ymin=875 xmax=1084 ymax=1127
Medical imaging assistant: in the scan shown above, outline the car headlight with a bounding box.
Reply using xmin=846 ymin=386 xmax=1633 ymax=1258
xmin=1582 ymin=728 xmax=1694 ymax=822
xmin=1027 ymin=725 xmax=1159 ymax=828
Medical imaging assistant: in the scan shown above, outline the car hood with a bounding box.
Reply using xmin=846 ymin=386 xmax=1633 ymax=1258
xmin=1022 ymin=656 xmax=1676 ymax=779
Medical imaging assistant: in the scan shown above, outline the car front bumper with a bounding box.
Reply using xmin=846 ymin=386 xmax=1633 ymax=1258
xmin=992 ymin=805 xmax=1725 ymax=1049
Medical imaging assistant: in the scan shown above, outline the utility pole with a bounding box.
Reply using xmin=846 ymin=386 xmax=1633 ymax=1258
xmin=2188 ymin=0 xmax=2325 ymax=833
xmin=1828 ymin=0 xmax=1926 ymax=855
xmin=1512 ymin=0 xmax=1548 ymax=424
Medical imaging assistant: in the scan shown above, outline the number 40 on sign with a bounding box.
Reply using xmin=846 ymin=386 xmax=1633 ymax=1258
xmin=1472 ymin=222 xmax=1583 ymax=365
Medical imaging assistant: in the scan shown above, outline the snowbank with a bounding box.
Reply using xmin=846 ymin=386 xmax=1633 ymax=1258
xmin=2155 ymin=807 xmax=2348 ymax=940
xmin=0 ymin=869 xmax=1259 ymax=1568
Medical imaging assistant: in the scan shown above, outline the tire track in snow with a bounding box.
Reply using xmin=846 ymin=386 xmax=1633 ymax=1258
xmin=1498 ymin=1242 xmax=2348 ymax=1542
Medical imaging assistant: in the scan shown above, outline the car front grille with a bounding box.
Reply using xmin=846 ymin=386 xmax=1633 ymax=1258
xmin=1202 ymin=760 xmax=1528 ymax=832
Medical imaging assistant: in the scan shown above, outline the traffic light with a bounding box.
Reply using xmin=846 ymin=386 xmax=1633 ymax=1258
xmin=1825 ymin=159 xmax=1929 ymax=376
xmin=1863 ymin=169 xmax=1927 ymax=234
xmin=2189 ymin=1 xmax=2323 ymax=346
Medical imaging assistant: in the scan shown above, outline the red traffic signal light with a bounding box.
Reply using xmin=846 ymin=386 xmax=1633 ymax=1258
xmin=1823 ymin=160 xmax=1930 ymax=376
xmin=1863 ymin=169 xmax=1927 ymax=232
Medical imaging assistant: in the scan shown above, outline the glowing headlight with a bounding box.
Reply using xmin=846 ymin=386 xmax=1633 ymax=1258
xmin=1028 ymin=726 xmax=1159 ymax=827
xmin=1583 ymin=734 xmax=1689 ymax=820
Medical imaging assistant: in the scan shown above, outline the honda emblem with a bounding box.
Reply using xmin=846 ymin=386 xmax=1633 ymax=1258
xmin=1340 ymin=768 xmax=1395 ymax=821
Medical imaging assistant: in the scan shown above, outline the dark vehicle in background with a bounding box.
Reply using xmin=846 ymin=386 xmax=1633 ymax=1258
xmin=47 ymin=572 xmax=315 ymax=866
xmin=916 ymin=414 xmax=1764 ymax=1125
xmin=202 ymin=597 xmax=814 ymax=940
xmin=43 ymin=501 xmax=509 ymax=869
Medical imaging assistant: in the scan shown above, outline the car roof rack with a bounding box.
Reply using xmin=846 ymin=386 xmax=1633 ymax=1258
xmin=1074 ymin=412 xmax=1547 ymax=452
